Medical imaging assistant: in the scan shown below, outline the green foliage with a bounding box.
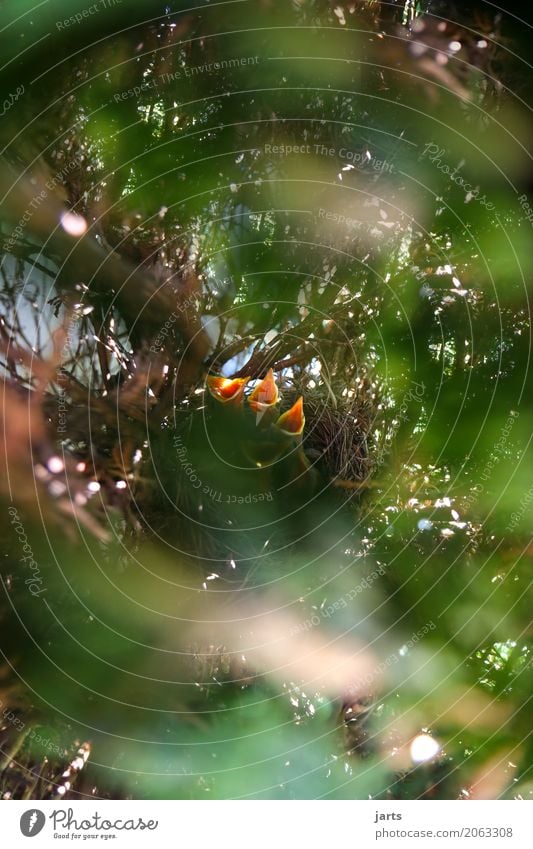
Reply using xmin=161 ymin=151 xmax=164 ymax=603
xmin=0 ymin=0 xmax=531 ymax=800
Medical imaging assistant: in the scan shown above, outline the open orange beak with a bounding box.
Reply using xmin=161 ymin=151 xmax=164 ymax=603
xmin=276 ymin=396 xmax=305 ymax=436
xmin=248 ymin=368 xmax=279 ymax=412
xmin=206 ymin=375 xmax=249 ymax=404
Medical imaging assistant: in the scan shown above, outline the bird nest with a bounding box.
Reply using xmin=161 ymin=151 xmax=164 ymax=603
xmin=289 ymin=382 xmax=377 ymax=493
